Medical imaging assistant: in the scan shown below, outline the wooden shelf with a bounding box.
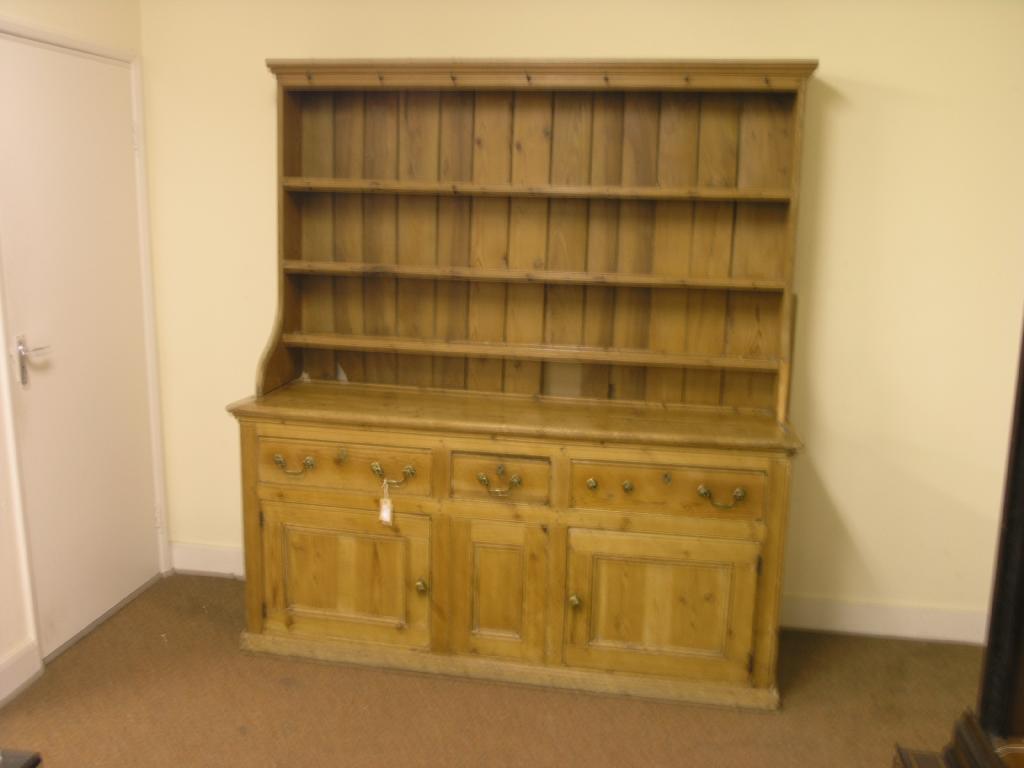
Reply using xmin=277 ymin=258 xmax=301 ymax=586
xmin=261 ymin=59 xmax=809 ymax=414
xmin=282 ymin=177 xmax=791 ymax=203
xmin=281 ymin=333 xmax=781 ymax=372
xmin=282 ymin=260 xmax=786 ymax=292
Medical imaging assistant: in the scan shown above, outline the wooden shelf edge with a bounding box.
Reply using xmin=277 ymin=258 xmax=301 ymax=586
xmin=281 ymin=177 xmax=792 ymax=203
xmin=267 ymin=58 xmax=817 ymax=92
xmin=280 ymin=333 xmax=781 ymax=373
xmin=282 ymin=260 xmax=787 ymax=292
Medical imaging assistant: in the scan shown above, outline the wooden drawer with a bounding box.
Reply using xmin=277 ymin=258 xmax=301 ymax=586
xmin=258 ymin=437 xmax=432 ymax=496
xmin=570 ymin=459 xmax=765 ymax=519
xmin=449 ymin=452 xmax=551 ymax=505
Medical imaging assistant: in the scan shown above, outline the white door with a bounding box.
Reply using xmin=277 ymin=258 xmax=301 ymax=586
xmin=0 ymin=33 xmax=161 ymax=656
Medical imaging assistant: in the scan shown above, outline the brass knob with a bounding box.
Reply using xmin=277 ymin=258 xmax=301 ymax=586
xmin=568 ymin=594 xmax=581 ymax=608
xmin=586 ymin=477 xmax=598 ymax=491
xmin=415 ymin=578 xmax=429 ymax=594
xmin=622 ymin=480 xmax=634 ymax=493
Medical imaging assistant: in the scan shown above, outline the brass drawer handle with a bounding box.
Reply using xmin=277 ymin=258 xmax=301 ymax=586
xmin=622 ymin=480 xmax=635 ymax=493
xmin=697 ymin=484 xmax=747 ymax=510
xmin=477 ymin=464 xmax=522 ymax=497
xmin=415 ymin=578 xmax=429 ymax=594
xmin=371 ymin=461 xmax=416 ymax=488
xmin=273 ymin=453 xmax=315 ymax=476
xmin=568 ymin=594 xmax=582 ymax=609
xmin=586 ymin=477 xmax=598 ymax=491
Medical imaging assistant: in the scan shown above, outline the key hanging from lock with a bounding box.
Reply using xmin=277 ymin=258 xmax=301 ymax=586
xmin=379 ymin=478 xmax=393 ymax=526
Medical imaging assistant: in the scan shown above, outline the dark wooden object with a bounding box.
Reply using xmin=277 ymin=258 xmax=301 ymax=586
xmin=0 ymin=749 xmax=42 ymax=767
xmin=894 ymin=712 xmax=1003 ymax=768
xmin=895 ymin=324 xmax=1024 ymax=765
xmin=979 ymin=325 xmax=1024 ymax=738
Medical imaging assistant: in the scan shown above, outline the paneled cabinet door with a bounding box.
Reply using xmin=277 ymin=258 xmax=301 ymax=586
xmin=564 ymin=528 xmax=760 ymax=683
xmin=261 ymin=501 xmax=431 ymax=648
xmin=450 ymin=519 xmax=548 ymax=663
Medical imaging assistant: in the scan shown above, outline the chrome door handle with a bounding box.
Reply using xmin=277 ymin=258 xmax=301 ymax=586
xmin=16 ymin=335 xmax=51 ymax=386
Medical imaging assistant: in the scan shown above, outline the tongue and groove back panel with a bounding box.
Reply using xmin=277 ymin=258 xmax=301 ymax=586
xmin=266 ymin=62 xmax=806 ymax=419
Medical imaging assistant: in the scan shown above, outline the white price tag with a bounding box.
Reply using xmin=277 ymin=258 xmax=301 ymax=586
xmin=379 ymin=480 xmax=393 ymax=526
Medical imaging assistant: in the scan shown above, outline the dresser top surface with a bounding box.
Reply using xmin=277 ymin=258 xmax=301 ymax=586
xmin=228 ymin=381 xmax=801 ymax=453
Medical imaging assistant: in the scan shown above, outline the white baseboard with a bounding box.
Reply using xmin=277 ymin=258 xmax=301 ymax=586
xmin=171 ymin=541 xmax=245 ymax=578
xmin=168 ymin=542 xmax=987 ymax=644
xmin=781 ymin=595 xmax=988 ymax=644
xmin=0 ymin=639 xmax=42 ymax=706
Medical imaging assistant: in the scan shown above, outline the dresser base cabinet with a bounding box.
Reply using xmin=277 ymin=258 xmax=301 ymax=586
xmin=231 ymin=383 xmax=797 ymax=709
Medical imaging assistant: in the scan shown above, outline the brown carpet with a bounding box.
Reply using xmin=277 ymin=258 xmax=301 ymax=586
xmin=0 ymin=575 xmax=979 ymax=767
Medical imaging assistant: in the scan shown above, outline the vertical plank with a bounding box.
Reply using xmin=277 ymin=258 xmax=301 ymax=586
xmin=732 ymin=208 xmax=786 ymax=415
xmin=736 ymin=93 xmax=793 ymax=190
xmin=581 ymin=93 xmax=623 ymax=399
xmin=239 ymin=423 xmax=263 ymax=632
xmin=475 ymin=545 xmax=524 ymax=633
xmin=434 ymin=92 xmax=474 ymax=389
xmin=565 ymin=543 xmax=593 ymax=649
xmin=777 ymin=86 xmax=808 ymax=420
xmin=503 ymin=92 xmax=552 ymax=394
xmin=732 ymin=205 xmax=788 ymax=280
xmin=544 ymin=93 xmax=592 ymax=397
xmin=723 ymin=94 xmax=793 ymax=407
xmin=299 ymin=94 xmax=335 ymax=379
xmin=642 ymin=561 xmax=673 ymax=649
xmin=430 ymin=514 xmax=451 ymax=652
xmin=610 ymin=93 xmax=659 ymax=401
xmin=544 ymin=523 xmax=568 ymax=662
xmin=362 ymin=92 xmax=400 ymax=384
xmin=646 ymin=93 xmax=699 ymax=402
xmin=334 ymin=534 xmax=357 ymax=615
xmin=752 ymin=458 xmax=791 ymax=687
xmin=266 ymin=89 xmax=305 ymax=394
xmin=466 ymin=92 xmax=513 ymax=392
xmin=684 ymin=94 xmax=739 ymax=405
xmin=397 ymin=92 xmax=440 ymax=386
xmin=732 ymin=87 xmax=793 ymax=281
xmin=521 ymin=525 xmax=548 ymax=664
xmin=333 ymin=92 xmax=366 ymax=382
xmin=722 ymin=292 xmax=782 ymax=409
xmin=449 ymin=518 xmax=472 ymax=654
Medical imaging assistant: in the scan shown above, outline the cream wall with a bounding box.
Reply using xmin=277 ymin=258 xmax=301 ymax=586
xmin=138 ymin=0 xmax=1024 ymax=640
xmin=0 ymin=0 xmax=138 ymax=54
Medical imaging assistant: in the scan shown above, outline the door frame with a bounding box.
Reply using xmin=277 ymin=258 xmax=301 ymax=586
xmin=0 ymin=14 xmax=169 ymax=700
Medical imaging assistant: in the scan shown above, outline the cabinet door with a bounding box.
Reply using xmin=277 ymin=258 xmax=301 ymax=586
xmin=262 ymin=501 xmax=431 ymax=648
xmin=450 ymin=519 xmax=548 ymax=663
xmin=564 ymin=528 xmax=760 ymax=683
